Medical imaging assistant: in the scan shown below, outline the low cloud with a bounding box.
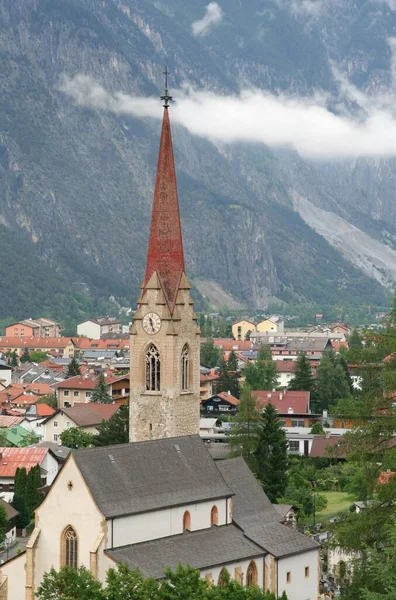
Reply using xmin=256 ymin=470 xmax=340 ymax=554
xmin=60 ymin=73 xmax=396 ymax=161
xmin=275 ymin=0 xmax=325 ymax=17
xmin=191 ymin=2 xmax=223 ymax=37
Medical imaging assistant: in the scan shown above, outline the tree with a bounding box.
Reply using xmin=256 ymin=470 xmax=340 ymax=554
xmin=315 ymin=351 xmax=351 ymax=411
xmin=200 ymin=340 xmax=221 ymax=368
xmin=36 ymin=566 xmax=105 ymax=600
xmin=37 ymin=393 xmax=57 ymax=409
xmin=91 ymin=372 xmax=113 ymax=404
xmin=349 ymin=328 xmax=363 ymax=349
xmin=25 ymin=464 xmax=43 ymax=514
xmin=310 ymin=422 xmax=324 ymax=434
xmin=93 ymin=405 xmax=129 ymax=447
xmin=255 ymin=403 xmax=288 ymax=502
xmin=66 ymin=357 xmax=81 ymax=377
xmin=29 ymin=350 xmax=48 ymax=363
xmin=244 ymin=346 xmax=278 ymax=391
xmin=11 ymin=494 xmax=29 ymax=529
xmin=0 ymin=504 xmax=8 ymax=546
xmin=288 ymin=352 xmax=318 ymax=408
xmin=20 ymin=348 xmax=30 ymax=363
xmin=60 ymin=427 xmax=94 ymax=449
xmin=214 ymin=355 xmax=240 ymax=399
xmin=10 ymin=351 xmax=18 ymax=367
xmin=19 ymin=431 xmax=40 ymax=447
xmin=228 ymin=384 xmax=260 ymax=472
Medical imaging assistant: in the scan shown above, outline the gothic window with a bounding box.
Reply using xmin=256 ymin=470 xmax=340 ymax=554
xmin=181 ymin=344 xmax=190 ymax=391
xmin=210 ymin=505 xmax=218 ymax=526
xmin=246 ymin=561 xmax=258 ymax=586
xmin=218 ymin=568 xmax=229 ymax=588
xmin=61 ymin=526 xmax=78 ymax=569
xmin=183 ymin=510 xmax=191 ymax=531
xmin=145 ymin=344 xmax=160 ymax=391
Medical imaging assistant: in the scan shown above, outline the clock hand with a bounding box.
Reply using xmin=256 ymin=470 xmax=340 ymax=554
xmin=149 ymin=317 xmax=155 ymax=332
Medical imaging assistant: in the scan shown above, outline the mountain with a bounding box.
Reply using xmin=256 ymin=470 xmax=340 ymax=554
xmin=0 ymin=0 xmax=394 ymax=320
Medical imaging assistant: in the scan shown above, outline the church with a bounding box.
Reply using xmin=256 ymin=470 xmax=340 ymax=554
xmin=0 ymin=85 xmax=319 ymax=600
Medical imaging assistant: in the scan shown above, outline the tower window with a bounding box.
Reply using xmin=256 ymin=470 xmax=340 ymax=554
xmin=145 ymin=344 xmax=160 ymax=391
xmin=61 ymin=526 xmax=78 ymax=569
xmin=181 ymin=344 xmax=190 ymax=391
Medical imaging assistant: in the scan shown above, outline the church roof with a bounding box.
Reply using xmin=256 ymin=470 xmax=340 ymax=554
xmin=106 ymin=524 xmax=262 ymax=579
xmin=73 ymin=435 xmax=233 ymax=518
xmin=143 ymin=107 xmax=185 ymax=313
xmin=240 ymin=519 xmax=319 ymax=558
xmin=216 ymin=457 xmax=281 ymax=525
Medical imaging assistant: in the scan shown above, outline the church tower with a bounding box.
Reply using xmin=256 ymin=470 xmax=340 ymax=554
xmin=129 ymin=75 xmax=201 ymax=442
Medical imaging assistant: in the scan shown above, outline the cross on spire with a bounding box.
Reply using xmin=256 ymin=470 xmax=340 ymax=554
xmin=160 ymin=66 xmax=173 ymax=108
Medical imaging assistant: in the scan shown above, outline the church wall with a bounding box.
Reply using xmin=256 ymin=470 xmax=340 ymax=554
xmin=277 ymin=550 xmax=319 ymax=600
xmin=111 ymin=498 xmax=228 ymax=547
xmin=34 ymin=457 xmax=105 ymax=588
xmin=1 ymin=552 xmax=26 ymax=600
xmin=200 ymin=556 xmax=264 ymax=588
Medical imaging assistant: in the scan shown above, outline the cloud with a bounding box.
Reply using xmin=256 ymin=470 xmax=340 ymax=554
xmin=274 ymin=0 xmax=325 ymax=17
xmin=380 ymin=0 xmax=396 ymax=10
xmin=59 ymin=73 xmax=396 ymax=161
xmin=191 ymin=2 xmax=223 ymax=37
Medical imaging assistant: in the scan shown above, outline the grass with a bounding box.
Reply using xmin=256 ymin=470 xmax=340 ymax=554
xmin=315 ymin=491 xmax=355 ymax=522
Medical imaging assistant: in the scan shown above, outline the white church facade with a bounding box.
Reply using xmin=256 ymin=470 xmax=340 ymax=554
xmin=0 ymin=86 xmax=320 ymax=600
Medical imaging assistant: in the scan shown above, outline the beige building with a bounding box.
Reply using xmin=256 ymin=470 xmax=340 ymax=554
xmin=55 ymin=375 xmax=99 ymax=408
xmin=232 ymin=319 xmax=256 ymax=341
xmin=256 ymin=316 xmax=284 ymax=333
xmin=37 ymin=404 xmax=120 ymax=443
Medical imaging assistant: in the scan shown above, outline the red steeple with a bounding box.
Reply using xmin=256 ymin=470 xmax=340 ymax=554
xmin=144 ymin=105 xmax=185 ymax=312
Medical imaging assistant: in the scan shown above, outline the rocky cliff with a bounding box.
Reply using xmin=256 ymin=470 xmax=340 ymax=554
xmin=0 ymin=0 xmax=394 ymax=318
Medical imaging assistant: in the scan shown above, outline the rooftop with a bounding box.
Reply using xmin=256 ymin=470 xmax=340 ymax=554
xmin=252 ymin=390 xmax=310 ymax=414
xmin=0 ymin=447 xmax=50 ymax=477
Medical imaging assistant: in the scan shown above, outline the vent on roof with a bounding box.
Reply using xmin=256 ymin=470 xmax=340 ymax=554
xmin=174 ymin=444 xmax=181 ymax=453
xmin=108 ymin=454 xmax=115 ymax=463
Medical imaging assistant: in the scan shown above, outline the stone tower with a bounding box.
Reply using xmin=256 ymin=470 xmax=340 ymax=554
xmin=129 ymin=85 xmax=201 ymax=443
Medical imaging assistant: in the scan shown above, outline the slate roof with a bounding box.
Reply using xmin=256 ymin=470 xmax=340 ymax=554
xmin=106 ymin=525 xmax=262 ymax=579
xmin=216 ymin=457 xmax=281 ymax=525
xmin=32 ymin=442 xmax=71 ymax=462
xmin=241 ymin=519 xmax=318 ymax=558
xmin=73 ymin=435 xmax=233 ymax=518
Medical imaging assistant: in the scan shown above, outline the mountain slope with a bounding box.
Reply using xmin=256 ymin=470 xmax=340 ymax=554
xmin=0 ymin=0 xmax=393 ymax=318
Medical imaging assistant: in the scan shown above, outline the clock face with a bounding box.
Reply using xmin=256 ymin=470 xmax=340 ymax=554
xmin=142 ymin=312 xmax=162 ymax=335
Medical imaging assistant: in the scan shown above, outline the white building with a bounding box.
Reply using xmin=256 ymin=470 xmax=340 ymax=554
xmin=1 ymin=437 xmax=319 ymax=600
xmin=0 ymin=447 xmax=59 ymax=502
xmin=0 ymin=361 xmax=12 ymax=388
xmin=77 ymin=317 xmax=122 ymax=340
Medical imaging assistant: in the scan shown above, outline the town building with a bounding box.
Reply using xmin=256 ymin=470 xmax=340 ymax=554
xmin=0 ymin=337 xmax=75 ymax=359
xmin=0 ymin=361 xmax=12 ymax=388
xmin=256 ymin=316 xmax=285 ymax=334
xmin=0 ymin=447 xmax=59 ymax=502
xmin=201 ymin=392 xmax=240 ymax=416
xmin=77 ymin=317 xmax=122 ymax=340
xmin=232 ymin=319 xmax=256 ymax=341
xmin=5 ymin=318 xmax=62 ymax=339
xmin=54 ymin=373 xmax=127 ymax=408
xmin=0 ymin=86 xmax=320 ymax=600
xmin=36 ymin=404 xmax=120 ymax=443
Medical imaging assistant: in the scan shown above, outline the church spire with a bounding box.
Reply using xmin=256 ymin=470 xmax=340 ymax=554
xmin=144 ymin=70 xmax=185 ymax=312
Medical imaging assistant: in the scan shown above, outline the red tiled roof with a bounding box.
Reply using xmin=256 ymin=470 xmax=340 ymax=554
xmin=0 ymin=337 xmax=72 ymax=349
xmin=211 ymin=339 xmax=252 ymax=352
xmin=377 ymin=471 xmax=396 ymax=485
xmin=215 ymin=392 xmax=240 ymax=406
xmin=54 ymin=375 xmax=99 ymax=390
xmin=200 ymin=373 xmax=220 ymax=383
xmin=276 ymin=362 xmax=296 ymax=373
xmin=253 ymin=390 xmax=310 ymax=414
xmin=331 ymin=341 xmax=349 ymax=352
xmin=73 ymin=338 xmax=130 ymax=350
xmin=35 ymin=404 xmax=56 ymax=417
xmin=0 ymin=416 xmax=24 ymax=428
xmin=310 ymin=435 xmax=347 ymax=458
xmin=0 ymin=447 xmax=49 ymax=478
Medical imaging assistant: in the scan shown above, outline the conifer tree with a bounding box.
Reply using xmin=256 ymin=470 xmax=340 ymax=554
xmin=11 ymin=494 xmax=30 ymax=529
xmin=91 ymin=372 xmax=113 ymax=404
xmin=93 ymin=405 xmax=129 ymax=447
xmin=20 ymin=348 xmax=30 ymax=363
xmin=288 ymin=352 xmax=318 ymax=411
xmin=228 ymin=384 xmax=260 ymax=472
xmin=315 ymin=351 xmax=351 ymax=411
xmin=244 ymin=345 xmax=278 ymax=391
xmin=25 ymin=465 xmax=42 ymax=514
xmin=200 ymin=339 xmax=221 ymax=368
xmin=10 ymin=351 xmax=18 ymax=367
xmin=255 ymin=403 xmax=288 ymax=502
xmin=66 ymin=357 xmax=81 ymax=377
xmin=214 ymin=354 xmax=240 ymax=398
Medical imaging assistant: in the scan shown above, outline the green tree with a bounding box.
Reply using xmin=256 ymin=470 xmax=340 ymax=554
xmin=200 ymin=340 xmax=221 ymax=368
xmin=36 ymin=566 xmax=105 ymax=600
xmin=66 ymin=357 xmax=81 ymax=377
xmin=255 ymin=404 xmax=288 ymax=502
xmin=228 ymin=384 xmax=260 ymax=472
xmin=0 ymin=504 xmax=8 ymax=546
xmin=29 ymin=350 xmax=48 ymax=363
xmin=20 ymin=348 xmax=30 ymax=363
xmin=214 ymin=355 xmax=240 ymax=399
xmin=25 ymin=464 xmax=43 ymax=514
xmin=316 ymin=351 xmax=351 ymax=411
xmin=288 ymin=353 xmax=318 ymax=409
xmin=310 ymin=422 xmax=324 ymax=434
xmin=244 ymin=346 xmax=277 ymax=391
xmin=10 ymin=351 xmax=18 ymax=367
xmin=349 ymin=328 xmax=363 ymax=349
xmin=37 ymin=393 xmax=57 ymax=409
xmin=14 ymin=467 xmax=28 ymax=498
xmin=11 ymin=494 xmax=30 ymax=529
xmin=91 ymin=372 xmax=113 ymax=404
xmin=19 ymin=431 xmax=40 ymax=447
xmin=359 ymin=518 xmax=396 ymax=600
xmin=60 ymin=427 xmax=94 ymax=449
xmin=93 ymin=405 xmax=129 ymax=447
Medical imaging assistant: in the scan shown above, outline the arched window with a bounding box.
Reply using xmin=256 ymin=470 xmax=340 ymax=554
xmin=218 ymin=567 xmax=229 ymax=588
xmin=61 ymin=526 xmax=78 ymax=568
xmin=246 ymin=561 xmax=258 ymax=586
xmin=210 ymin=505 xmax=218 ymax=526
xmin=182 ymin=510 xmax=191 ymax=531
xmin=181 ymin=344 xmax=190 ymax=391
xmin=145 ymin=344 xmax=160 ymax=391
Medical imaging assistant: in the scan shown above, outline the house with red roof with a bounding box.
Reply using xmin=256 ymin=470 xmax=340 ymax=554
xmin=252 ymin=390 xmax=321 ymax=430
xmin=0 ymin=447 xmax=59 ymax=501
xmin=54 ymin=373 xmax=128 ymax=408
